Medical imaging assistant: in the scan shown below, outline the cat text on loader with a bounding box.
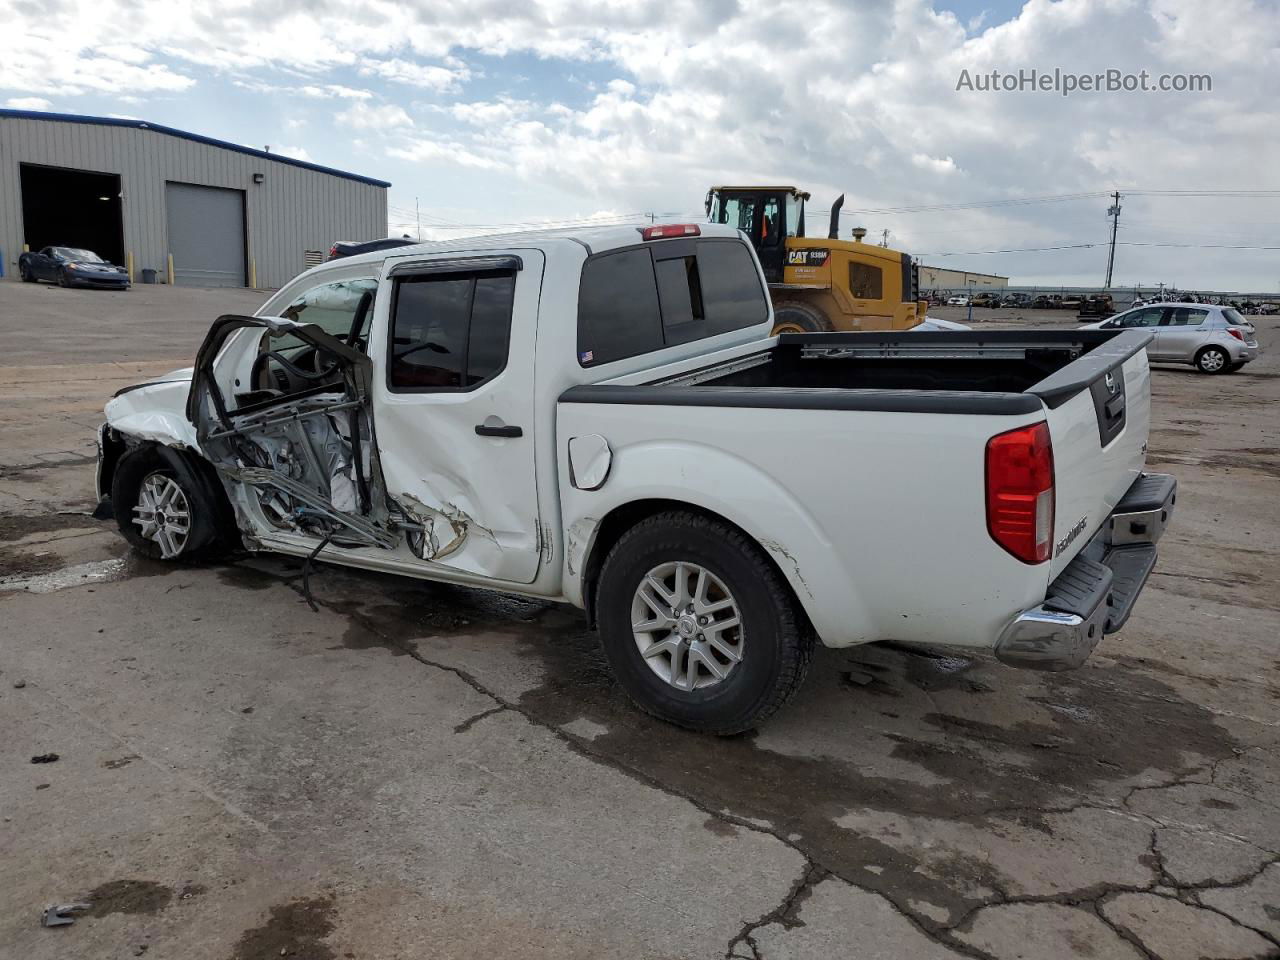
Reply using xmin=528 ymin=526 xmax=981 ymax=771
xmin=706 ymin=186 xmax=929 ymax=333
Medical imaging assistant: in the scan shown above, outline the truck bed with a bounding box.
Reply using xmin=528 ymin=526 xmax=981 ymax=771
xmin=558 ymin=328 xmax=1154 ymax=650
xmin=665 ymin=330 xmax=1151 ymax=411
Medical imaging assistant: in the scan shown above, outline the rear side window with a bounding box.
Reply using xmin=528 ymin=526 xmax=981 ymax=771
xmin=697 ymin=240 xmax=769 ymax=332
xmin=576 ymin=248 xmax=664 ymax=365
xmin=388 ymin=271 xmax=515 ymax=390
xmin=577 ymin=239 xmax=767 ymax=366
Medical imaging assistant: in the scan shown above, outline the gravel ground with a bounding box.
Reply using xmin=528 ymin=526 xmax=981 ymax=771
xmin=1 ymin=281 xmax=1277 ymax=960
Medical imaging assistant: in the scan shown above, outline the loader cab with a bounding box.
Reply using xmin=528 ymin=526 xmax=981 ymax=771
xmin=706 ymin=186 xmax=808 ymax=283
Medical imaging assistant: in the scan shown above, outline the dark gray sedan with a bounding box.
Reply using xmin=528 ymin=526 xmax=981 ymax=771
xmin=18 ymin=246 xmax=130 ymax=289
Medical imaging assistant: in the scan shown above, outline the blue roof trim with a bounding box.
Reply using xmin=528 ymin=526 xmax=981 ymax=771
xmin=0 ymin=108 xmax=391 ymax=188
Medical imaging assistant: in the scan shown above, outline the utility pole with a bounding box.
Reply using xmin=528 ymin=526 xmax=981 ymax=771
xmin=647 ymin=212 xmax=656 ymax=223
xmin=415 ymin=197 xmax=422 ymax=241
xmin=1104 ymin=191 xmax=1122 ymax=288
xmin=880 ymin=229 xmax=890 ymax=248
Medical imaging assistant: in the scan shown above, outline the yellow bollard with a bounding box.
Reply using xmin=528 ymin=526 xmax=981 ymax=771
xmin=249 ymin=258 xmax=257 ymax=289
xmin=22 ymin=243 xmax=29 ymax=252
xmin=126 ymin=251 xmax=134 ymax=283
xmin=166 ymin=253 xmax=175 ymax=286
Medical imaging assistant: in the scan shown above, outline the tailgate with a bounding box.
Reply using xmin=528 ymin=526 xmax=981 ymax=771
xmin=1030 ymin=330 xmax=1153 ymax=580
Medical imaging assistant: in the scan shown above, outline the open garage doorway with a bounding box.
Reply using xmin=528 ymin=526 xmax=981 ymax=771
xmin=20 ymin=163 xmax=125 ymax=266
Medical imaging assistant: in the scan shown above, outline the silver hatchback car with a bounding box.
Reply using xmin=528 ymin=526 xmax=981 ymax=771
xmin=1082 ymin=303 xmax=1261 ymax=374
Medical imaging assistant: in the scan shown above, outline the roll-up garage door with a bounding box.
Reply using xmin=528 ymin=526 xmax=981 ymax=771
xmin=165 ymin=182 xmax=246 ymax=287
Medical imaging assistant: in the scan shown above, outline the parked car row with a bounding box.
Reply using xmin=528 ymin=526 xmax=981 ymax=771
xmin=929 ymin=292 xmax=1109 ymax=311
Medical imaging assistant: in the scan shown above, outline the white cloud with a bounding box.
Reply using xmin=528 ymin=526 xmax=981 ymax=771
xmin=336 ymin=102 xmax=414 ymax=131
xmin=912 ymin=153 xmax=958 ymax=175
xmin=387 ymin=138 xmax=503 ymax=170
xmin=2 ymin=0 xmax=1279 ymax=285
xmin=4 ymin=96 xmax=52 ymax=110
xmin=448 ymin=98 xmax=535 ymax=126
xmin=360 ymin=58 xmax=472 ymax=92
xmin=273 ymin=144 xmax=312 ymax=161
xmin=298 ymin=84 xmax=373 ymax=100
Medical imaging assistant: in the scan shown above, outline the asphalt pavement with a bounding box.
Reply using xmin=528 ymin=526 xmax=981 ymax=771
xmin=1 ymin=281 xmax=1277 ymax=960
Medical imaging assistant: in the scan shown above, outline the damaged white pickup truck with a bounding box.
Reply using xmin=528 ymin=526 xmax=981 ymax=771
xmin=99 ymin=222 xmax=1175 ymax=733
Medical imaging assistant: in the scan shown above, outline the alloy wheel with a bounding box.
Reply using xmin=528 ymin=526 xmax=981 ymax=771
xmin=131 ymin=472 xmax=192 ymax=559
xmin=631 ymin=561 xmax=744 ymax=691
xmin=1199 ymin=349 xmax=1226 ymax=372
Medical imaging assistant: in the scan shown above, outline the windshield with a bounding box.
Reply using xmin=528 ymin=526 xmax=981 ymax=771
xmin=53 ymin=247 xmax=103 ymax=262
xmin=710 ymin=194 xmax=757 ymax=234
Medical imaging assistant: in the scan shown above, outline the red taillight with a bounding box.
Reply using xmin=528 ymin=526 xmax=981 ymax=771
xmin=639 ymin=223 xmax=701 ymax=240
xmin=986 ymin=422 xmax=1054 ymax=564
xmin=328 ymin=244 xmax=339 ymax=259
xmin=1226 ymin=327 xmax=1245 ymax=341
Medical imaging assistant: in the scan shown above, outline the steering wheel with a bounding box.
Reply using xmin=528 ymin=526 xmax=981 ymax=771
xmin=251 ymin=348 xmax=340 ymax=394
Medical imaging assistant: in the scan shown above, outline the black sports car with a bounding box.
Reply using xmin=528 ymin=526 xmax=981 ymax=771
xmin=18 ymin=246 xmax=130 ymax=288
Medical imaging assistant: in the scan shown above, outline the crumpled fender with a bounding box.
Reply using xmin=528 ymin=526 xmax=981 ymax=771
xmin=561 ymin=439 xmax=877 ymax=646
xmin=104 ymin=375 xmax=198 ymax=449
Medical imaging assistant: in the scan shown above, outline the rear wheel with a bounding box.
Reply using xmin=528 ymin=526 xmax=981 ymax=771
xmin=112 ymin=448 xmax=220 ymax=561
xmin=595 ymin=511 xmax=815 ymax=734
xmin=772 ymin=300 xmax=834 ymax=334
xmin=19 ymin=263 xmax=35 ymax=283
xmin=1195 ymin=346 xmax=1229 ymax=374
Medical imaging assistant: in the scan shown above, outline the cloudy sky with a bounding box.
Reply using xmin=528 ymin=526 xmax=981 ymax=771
xmin=4 ymin=0 xmax=1278 ymax=290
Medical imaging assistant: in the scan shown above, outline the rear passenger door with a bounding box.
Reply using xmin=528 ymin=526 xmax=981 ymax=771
xmin=370 ymin=250 xmax=544 ymax=584
xmin=1154 ymin=307 xmax=1210 ymax=361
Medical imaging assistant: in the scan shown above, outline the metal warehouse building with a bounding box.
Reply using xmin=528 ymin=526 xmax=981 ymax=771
xmin=0 ymin=109 xmax=389 ymax=289
xmin=917 ymin=264 xmax=1008 ymax=291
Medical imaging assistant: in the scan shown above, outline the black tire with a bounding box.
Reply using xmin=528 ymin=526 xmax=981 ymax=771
xmin=111 ymin=446 xmax=221 ymax=561
xmin=1225 ymin=361 xmax=1245 ymax=373
xmin=19 ymin=263 xmax=35 ymax=283
xmin=595 ymin=511 xmax=815 ymax=735
xmin=772 ymin=300 xmax=834 ymax=334
xmin=57 ymin=269 xmax=69 ymax=288
xmin=1195 ymin=346 xmax=1230 ymax=374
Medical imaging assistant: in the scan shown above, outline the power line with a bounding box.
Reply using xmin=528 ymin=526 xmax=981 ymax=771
xmin=920 ymin=242 xmax=1101 ymax=257
xmin=818 ymin=192 xmax=1110 ymax=219
xmin=1125 ymin=189 xmax=1280 ymax=197
xmin=1117 ymin=241 xmax=1280 ymax=250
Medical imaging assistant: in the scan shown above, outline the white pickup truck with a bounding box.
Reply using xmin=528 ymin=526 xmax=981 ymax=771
xmin=98 ymin=222 xmax=1176 ymax=733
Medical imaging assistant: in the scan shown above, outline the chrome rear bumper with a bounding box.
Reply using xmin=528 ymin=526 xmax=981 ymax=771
xmin=996 ymin=473 xmax=1176 ymax=671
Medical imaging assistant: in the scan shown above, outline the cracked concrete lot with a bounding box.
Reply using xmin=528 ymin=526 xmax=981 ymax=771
xmin=1 ymin=283 xmax=1278 ymax=960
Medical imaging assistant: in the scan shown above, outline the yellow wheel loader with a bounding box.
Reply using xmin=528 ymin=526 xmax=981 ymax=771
xmin=706 ymin=186 xmax=929 ymax=333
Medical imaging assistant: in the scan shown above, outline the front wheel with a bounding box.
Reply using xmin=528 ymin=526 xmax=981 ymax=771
xmin=112 ymin=448 xmax=220 ymax=560
xmin=57 ymin=269 xmax=70 ymax=288
xmin=19 ymin=264 xmax=35 ymax=283
xmin=595 ymin=511 xmax=815 ymax=734
xmin=1195 ymin=346 xmax=1229 ymax=374
xmin=771 ymin=300 xmax=834 ymax=334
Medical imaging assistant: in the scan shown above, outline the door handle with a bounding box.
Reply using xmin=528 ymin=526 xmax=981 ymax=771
xmin=475 ymin=424 xmax=523 ymax=438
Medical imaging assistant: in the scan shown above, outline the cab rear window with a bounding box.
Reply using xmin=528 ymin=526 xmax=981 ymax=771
xmin=577 ymin=239 xmax=767 ymax=367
